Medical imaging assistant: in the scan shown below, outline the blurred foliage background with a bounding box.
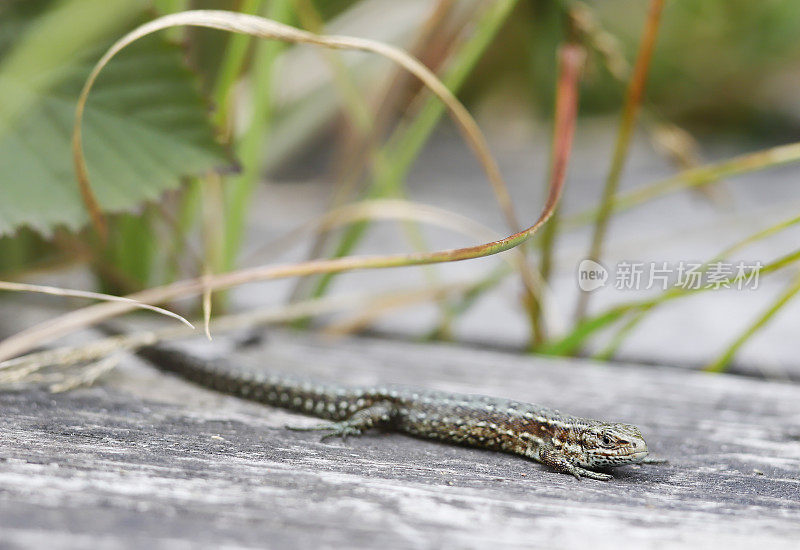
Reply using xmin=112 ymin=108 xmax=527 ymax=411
xmin=1 ymin=0 xmax=800 ymax=369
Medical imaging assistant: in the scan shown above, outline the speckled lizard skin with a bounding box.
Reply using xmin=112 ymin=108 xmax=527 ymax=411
xmin=137 ymin=343 xmax=650 ymax=480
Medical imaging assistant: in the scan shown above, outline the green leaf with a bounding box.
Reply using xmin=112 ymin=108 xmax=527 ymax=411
xmin=0 ymin=0 xmax=228 ymax=237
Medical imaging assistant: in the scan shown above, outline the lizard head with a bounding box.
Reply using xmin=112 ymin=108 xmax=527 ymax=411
xmin=578 ymin=422 xmax=648 ymax=468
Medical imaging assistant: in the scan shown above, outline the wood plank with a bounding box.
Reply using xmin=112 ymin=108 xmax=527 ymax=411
xmin=1 ymin=331 xmax=799 ymax=549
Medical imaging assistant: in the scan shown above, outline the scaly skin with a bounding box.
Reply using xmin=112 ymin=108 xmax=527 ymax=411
xmin=138 ymin=344 xmax=651 ymax=480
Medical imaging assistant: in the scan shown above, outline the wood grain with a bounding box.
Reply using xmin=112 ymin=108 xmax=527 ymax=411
xmin=0 ymin=330 xmax=799 ymax=549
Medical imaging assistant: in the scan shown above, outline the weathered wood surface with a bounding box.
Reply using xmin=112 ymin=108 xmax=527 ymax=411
xmin=1 ymin=331 xmax=799 ymax=549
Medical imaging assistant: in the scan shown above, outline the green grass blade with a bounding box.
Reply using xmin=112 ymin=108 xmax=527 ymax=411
xmin=705 ymin=273 xmax=800 ymax=373
xmin=545 ymin=245 xmax=800 ymax=356
xmin=594 ymin=213 xmax=800 ymax=358
xmin=221 ymin=0 xmax=294 ymax=273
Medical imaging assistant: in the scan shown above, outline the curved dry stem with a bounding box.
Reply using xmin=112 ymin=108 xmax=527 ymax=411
xmin=73 ymin=9 xmax=516 ymax=237
xmin=0 ymin=182 xmax=564 ymax=360
xmin=247 ymin=199 xmax=514 ymax=261
xmin=0 ymin=281 xmax=193 ymax=329
xmin=0 ymin=193 xmax=565 ymax=360
xmin=322 ymin=280 xmax=478 ymax=337
xmin=0 ymin=279 xmax=485 ymax=374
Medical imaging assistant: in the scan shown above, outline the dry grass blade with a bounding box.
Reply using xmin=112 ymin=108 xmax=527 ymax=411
xmin=247 ymin=198 xmax=517 ymax=263
xmin=563 ymin=141 xmax=800 ymax=229
xmin=202 ymin=272 xmax=213 ymax=340
xmin=0 ymin=332 xmax=158 ymax=374
xmin=0 ymin=281 xmax=488 ymax=374
xmin=323 ymin=280 xmax=478 ymax=337
xmin=200 ymin=173 xmax=224 ymax=340
xmin=0 ymin=206 xmax=569 ymax=359
xmin=0 ymin=183 xmax=566 ymax=361
xmin=47 ymin=354 xmax=120 ymax=393
xmin=0 ymin=352 xmax=119 ymax=391
xmin=73 ymin=9 xmax=515 ymax=236
xmin=0 ymin=281 xmax=193 ymax=328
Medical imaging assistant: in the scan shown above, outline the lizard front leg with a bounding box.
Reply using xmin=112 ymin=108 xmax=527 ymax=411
xmin=538 ymin=445 xmax=612 ymax=481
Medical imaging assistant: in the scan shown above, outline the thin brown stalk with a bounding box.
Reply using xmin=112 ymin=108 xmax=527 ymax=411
xmin=531 ymin=40 xmax=585 ymax=345
xmin=573 ymin=0 xmax=664 ymax=322
xmin=569 ymin=1 xmax=708 ymax=187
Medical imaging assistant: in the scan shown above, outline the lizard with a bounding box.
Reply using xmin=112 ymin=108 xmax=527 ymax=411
xmin=135 ymin=341 xmax=653 ymax=481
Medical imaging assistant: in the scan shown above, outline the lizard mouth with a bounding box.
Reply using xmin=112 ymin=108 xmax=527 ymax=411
xmin=625 ymin=450 xmax=649 ymax=462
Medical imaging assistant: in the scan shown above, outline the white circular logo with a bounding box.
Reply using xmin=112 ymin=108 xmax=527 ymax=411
xmin=577 ymin=259 xmax=608 ymax=292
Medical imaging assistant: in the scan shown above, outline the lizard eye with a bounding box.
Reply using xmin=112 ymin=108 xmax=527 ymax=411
xmin=601 ymin=435 xmax=613 ymax=446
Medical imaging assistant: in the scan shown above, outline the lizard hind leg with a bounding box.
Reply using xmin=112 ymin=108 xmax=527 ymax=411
xmin=285 ymin=401 xmax=397 ymax=443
